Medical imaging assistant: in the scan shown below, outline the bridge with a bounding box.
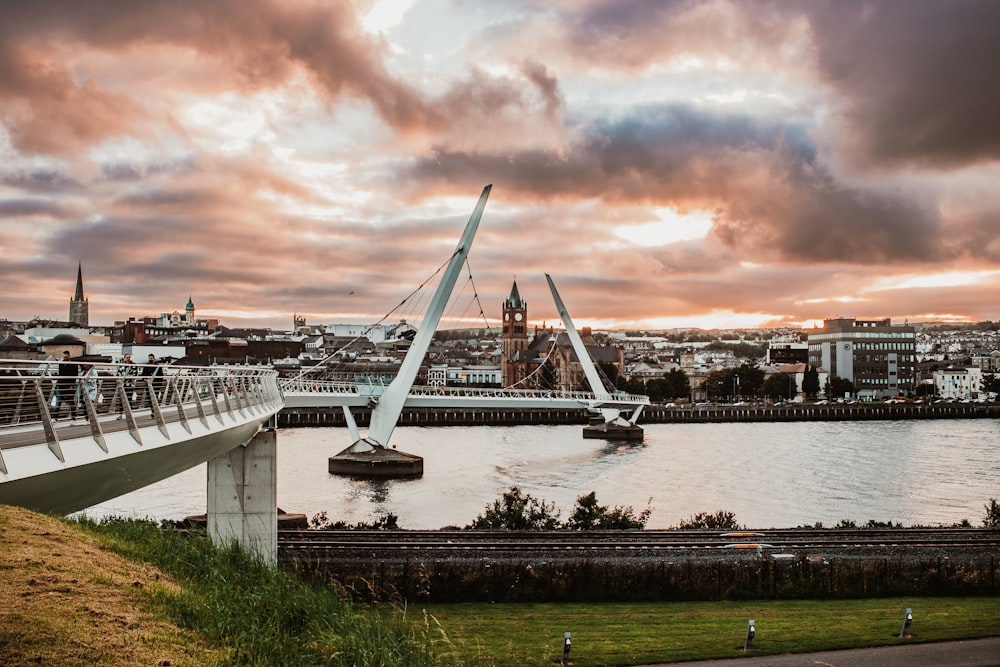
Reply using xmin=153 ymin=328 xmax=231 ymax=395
xmin=282 ymin=186 xmax=648 ymax=475
xmin=0 ymin=359 xmax=284 ymax=561
xmin=0 ymin=185 xmax=649 ymax=559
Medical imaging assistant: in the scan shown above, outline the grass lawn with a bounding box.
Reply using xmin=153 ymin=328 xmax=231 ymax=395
xmin=419 ymin=597 xmax=1000 ymax=666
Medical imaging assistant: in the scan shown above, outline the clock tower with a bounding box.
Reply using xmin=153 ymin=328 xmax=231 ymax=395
xmin=501 ymin=279 xmax=529 ymax=387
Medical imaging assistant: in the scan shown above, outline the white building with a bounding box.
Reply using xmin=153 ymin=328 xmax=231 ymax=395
xmin=933 ymin=367 xmax=983 ymax=400
xmin=446 ymin=365 xmax=501 ymax=386
xmin=323 ymin=320 xmax=415 ymax=344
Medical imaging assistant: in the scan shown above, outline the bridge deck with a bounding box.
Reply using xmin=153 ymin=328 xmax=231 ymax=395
xmin=0 ymin=360 xmax=283 ymax=514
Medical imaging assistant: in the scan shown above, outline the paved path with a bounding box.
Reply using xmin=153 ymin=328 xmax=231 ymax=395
xmin=643 ymin=637 xmax=1000 ymax=666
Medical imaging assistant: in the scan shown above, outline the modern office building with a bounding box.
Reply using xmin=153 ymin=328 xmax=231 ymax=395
xmin=807 ymin=318 xmax=916 ymax=399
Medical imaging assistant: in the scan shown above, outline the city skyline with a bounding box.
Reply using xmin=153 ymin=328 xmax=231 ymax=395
xmin=3 ymin=1 xmax=1000 ymax=332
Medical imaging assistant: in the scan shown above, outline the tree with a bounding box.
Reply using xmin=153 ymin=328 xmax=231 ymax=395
xmin=664 ymin=368 xmax=691 ymax=401
xmin=466 ymin=486 xmax=561 ymax=530
xmin=802 ymin=365 xmax=820 ymax=399
xmin=982 ymin=373 xmax=1000 ymax=395
xmin=984 ymin=498 xmax=1000 ymax=529
xmin=733 ymin=362 xmax=765 ymax=398
xmin=623 ymin=377 xmax=646 ymax=397
xmin=829 ymin=376 xmax=855 ymax=399
xmin=565 ymin=492 xmax=652 ymax=530
xmin=703 ymin=341 xmax=766 ymax=360
xmin=537 ymin=362 xmax=556 ymax=390
xmin=704 ymin=368 xmax=735 ymax=401
xmin=597 ymin=361 xmax=620 ymax=392
xmin=761 ymin=372 xmax=794 ymax=400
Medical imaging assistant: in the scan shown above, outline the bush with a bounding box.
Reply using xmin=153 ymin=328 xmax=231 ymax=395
xmin=466 ymin=486 xmax=561 ymax=530
xmin=565 ymin=491 xmax=652 ymax=530
xmin=309 ymin=511 xmax=399 ymax=530
xmin=675 ymin=510 xmax=741 ymax=530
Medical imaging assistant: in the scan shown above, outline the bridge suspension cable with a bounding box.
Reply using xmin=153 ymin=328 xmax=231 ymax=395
xmin=291 ymin=251 xmax=495 ymax=382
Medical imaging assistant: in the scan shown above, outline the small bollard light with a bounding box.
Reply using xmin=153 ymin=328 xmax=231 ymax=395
xmin=561 ymin=631 xmax=572 ymax=665
xmin=744 ymin=620 xmax=755 ymax=651
xmin=899 ymin=608 xmax=913 ymax=638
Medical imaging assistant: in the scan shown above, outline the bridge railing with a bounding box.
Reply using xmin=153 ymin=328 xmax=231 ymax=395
xmin=0 ymin=360 xmax=283 ymax=472
xmin=280 ymin=377 xmax=649 ymax=405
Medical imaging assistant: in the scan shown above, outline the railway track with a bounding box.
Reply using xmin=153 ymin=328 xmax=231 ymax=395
xmin=278 ymin=528 xmax=1000 ymax=561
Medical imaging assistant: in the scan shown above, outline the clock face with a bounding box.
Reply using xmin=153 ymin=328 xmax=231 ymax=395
xmin=514 ymin=312 xmax=523 ymax=321
xmin=504 ymin=313 xmax=510 ymax=321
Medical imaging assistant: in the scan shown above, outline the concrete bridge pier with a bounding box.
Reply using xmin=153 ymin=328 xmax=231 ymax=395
xmin=207 ymin=428 xmax=277 ymax=565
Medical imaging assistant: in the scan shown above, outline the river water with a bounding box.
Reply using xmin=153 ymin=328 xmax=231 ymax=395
xmin=81 ymin=419 xmax=1000 ymax=530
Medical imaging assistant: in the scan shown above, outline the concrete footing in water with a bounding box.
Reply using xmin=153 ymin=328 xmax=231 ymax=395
xmin=328 ymin=446 xmax=424 ymax=478
xmin=582 ymin=420 xmax=644 ymax=441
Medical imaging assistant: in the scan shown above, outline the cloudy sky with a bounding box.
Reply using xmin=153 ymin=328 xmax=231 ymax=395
xmin=3 ymin=0 xmax=1000 ymax=333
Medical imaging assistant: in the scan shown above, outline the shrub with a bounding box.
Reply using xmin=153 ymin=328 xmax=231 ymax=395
xmin=310 ymin=511 xmax=399 ymax=530
xmin=565 ymin=491 xmax=652 ymax=530
xmin=466 ymin=486 xmax=561 ymax=530
xmin=675 ymin=510 xmax=741 ymax=530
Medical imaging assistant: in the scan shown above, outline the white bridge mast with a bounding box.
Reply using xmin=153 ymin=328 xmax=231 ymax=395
xmin=545 ymin=273 xmax=645 ymax=430
xmin=348 ymin=185 xmax=493 ymax=453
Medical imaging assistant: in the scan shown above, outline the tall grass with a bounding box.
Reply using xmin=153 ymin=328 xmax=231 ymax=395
xmin=75 ymin=517 xmax=457 ymax=667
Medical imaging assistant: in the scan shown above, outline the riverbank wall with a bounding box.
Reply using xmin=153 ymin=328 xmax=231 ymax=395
xmin=277 ymin=403 xmax=1000 ymax=428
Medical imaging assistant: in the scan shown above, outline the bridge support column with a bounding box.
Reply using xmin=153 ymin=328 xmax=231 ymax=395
xmin=207 ymin=428 xmax=277 ymax=566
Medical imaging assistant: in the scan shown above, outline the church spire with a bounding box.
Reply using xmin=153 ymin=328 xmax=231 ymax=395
xmin=74 ymin=262 xmax=85 ymax=301
xmin=505 ymin=278 xmax=525 ymax=309
xmin=69 ymin=262 xmax=89 ymax=327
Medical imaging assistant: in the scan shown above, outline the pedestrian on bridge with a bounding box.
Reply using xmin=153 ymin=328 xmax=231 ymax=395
xmin=115 ymin=353 xmax=138 ymax=418
xmin=53 ymin=350 xmax=79 ymax=420
xmin=80 ymin=363 xmax=98 ymax=404
xmin=141 ymin=354 xmax=164 ymax=415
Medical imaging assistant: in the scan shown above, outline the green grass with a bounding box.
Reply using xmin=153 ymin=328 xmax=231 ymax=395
xmin=72 ymin=517 xmax=1000 ymax=666
xmin=421 ymin=598 xmax=1000 ymax=666
xmin=76 ymin=516 xmax=446 ymax=667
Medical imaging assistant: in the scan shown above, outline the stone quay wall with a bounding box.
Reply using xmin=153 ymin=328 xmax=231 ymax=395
xmin=277 ymin=403 xmax=1000 ymax=428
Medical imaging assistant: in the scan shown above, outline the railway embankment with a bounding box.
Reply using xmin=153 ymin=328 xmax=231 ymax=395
xmin=277 ymin=402 xmax=1000 ymax=428
xmin=280 ymin=528 xmax=1000 ymax=604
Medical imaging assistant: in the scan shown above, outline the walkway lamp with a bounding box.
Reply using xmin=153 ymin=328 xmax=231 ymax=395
xmin=899 ymin=608 xmax=912 ymax=638
xmin=561 ymin=631 xmax=571 ymax=665
xmin=744 ymin=620 xmax=755 ymax=651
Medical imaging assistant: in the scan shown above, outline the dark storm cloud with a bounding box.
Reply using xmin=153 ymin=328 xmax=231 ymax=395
xmin=404 ymin=103 xmax=941 ymax=264
xmin=1 ymin=170 xmax=82 ymax=195
xmin=101 ymin=163 xmax=144 ymax=182
xmin=803 ymin=0 xmax=1000 ymax=168
xmin=0 ymin=198 xmax=66 ymax=218
xmin=0 ymin=0 xmax=440 ymax=156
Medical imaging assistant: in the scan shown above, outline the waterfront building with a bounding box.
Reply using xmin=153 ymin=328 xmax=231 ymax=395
xmin=323 ymin=320 xmax=415 ymax=345
xmin=69 ymin=263 xmax=89 ymax=328
xmin=446 ymin=365 xmax=502 ymax=386
xmin=933 ymin=366 xmax=983 ymax=400
xmin=774 ymin=363 xmax=828 ymax=400
xmin=807 ymin=318 xmax=916 ymax=399
xmin=766 ymin=341 xmax=808 ymax=365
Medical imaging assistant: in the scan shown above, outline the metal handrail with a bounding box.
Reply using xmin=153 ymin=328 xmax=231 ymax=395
xmin=0 ymin=360 xmax=283 ymax=475
xmin=279 ymin=377 xmax=650 ymax=405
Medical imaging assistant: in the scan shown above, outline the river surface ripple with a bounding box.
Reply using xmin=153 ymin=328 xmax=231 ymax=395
xmin=82 ymin=419 xmax=1000 ymax=530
